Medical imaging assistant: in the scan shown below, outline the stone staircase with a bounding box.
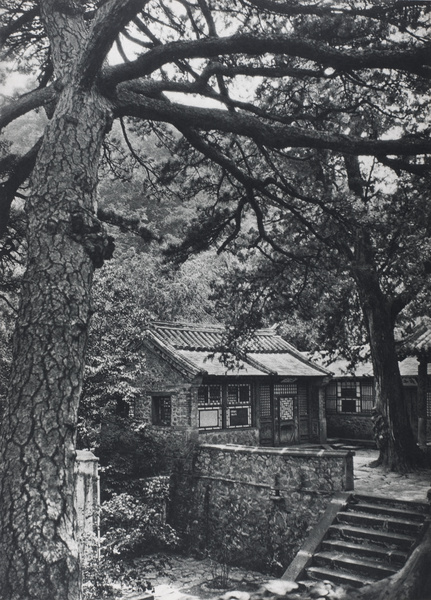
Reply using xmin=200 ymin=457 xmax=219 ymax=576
xmin=283 ymin=493 xmax=430 ymax=589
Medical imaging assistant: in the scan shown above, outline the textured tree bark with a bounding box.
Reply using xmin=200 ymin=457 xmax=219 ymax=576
xmin=353 ymin=262 xmax=422 ymax=472
xmin=0 ymin=86 xmax=113 ymax=600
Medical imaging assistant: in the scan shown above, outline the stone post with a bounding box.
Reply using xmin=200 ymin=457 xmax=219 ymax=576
xmin=74 ymin=450 xmax=100 ymax=564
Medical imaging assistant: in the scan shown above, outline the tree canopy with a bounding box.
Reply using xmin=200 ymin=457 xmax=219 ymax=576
xmin=0 ymin=1 xmax=430 ymax=599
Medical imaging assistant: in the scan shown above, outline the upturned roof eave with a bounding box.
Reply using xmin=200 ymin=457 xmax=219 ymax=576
xmin=143 ymin=330 xmax=205 ymax=378
xmin=397 ymin=317 xmax=431 ymax=361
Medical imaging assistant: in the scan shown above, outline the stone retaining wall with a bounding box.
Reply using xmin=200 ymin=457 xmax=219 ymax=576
xmin=185 ymin=444 xmax=354 ymax=574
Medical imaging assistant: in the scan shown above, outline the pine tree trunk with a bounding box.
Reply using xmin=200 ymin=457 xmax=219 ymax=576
xmin=0 ymin=87 xmax=112 ymax=600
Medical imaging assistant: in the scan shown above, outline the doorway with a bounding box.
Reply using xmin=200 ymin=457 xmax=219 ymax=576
xmin=275 ymin=394 xmax=299 ymax=445
xmin=258 ymin=382 xmax=300 ymax=446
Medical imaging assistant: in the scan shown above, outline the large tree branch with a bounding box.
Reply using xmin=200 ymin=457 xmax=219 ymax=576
xmin=77 ymin=0 xmax=149 ymax=87
xmin=242 ymin=0 xmax=431 ymax=20
xmin=114 ymin=88 xmax=431 ymax=158
xmin=0 ymin=139 xmax=42 ymax=237
xmin=38 ymin=0 xmax=148 ymax=87
xmin=0 ymin=85 xmax=56 ymax=131
xmin=198 ymin=61 xmax=326 ymax=80
xmin=174 ymin=126 xmax=350 ymax=251
xmin=112 ymin=78 xmax=314 ymax=125
xmin=104 ymin=33 xmax=431 ymax=85
xmin=377 ymin=155 xmax=431 ymax=177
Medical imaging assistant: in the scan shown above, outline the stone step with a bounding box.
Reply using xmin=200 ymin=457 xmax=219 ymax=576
xmin=313 ymin=551 xmax=398 ymax=579
xmin=285 ymin=493 xmax=428 ymax=591
xmin=306 ymin=566 xmax=377 ymax=589
xmin=336 ymin=511 xmax=423 ymax=535
xmin=328 ymin=523 xmax=416 ymax=550
xmin=321 ymin=539 xmax=408 ymax=566
xmin=348 ymin=501 xmax=428 ymax=522
xmin=352 ymin=494 xmax=430 ymax=515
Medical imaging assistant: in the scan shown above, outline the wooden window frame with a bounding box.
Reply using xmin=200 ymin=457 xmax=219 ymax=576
xmin=198 ymin=383 xmax=252 ymax=430
xmin=152 ymin=395 xmax=172 ymax=426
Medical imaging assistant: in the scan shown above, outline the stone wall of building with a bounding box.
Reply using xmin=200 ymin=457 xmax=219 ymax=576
xmin=326 ymin=414 xmax=374 ymax=440
xmin=134 ymin=386 xmax=193 ymax=427
xmin=133 ymin=342 xmax=193 ymax=425
xmin=143 ymin=424 xmax=199 ymax=470
xmin=184 ymin=444 xmax=354 ymax=574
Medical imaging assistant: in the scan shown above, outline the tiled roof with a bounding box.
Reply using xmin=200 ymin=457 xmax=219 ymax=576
xmin=398 ymin=317 xmax=431 ymax=359
xmin=148 ymin=321 xmax=299 ymax=352
xmin=175 ymin=350 xmax=266 ymax=376
xmin=146 ymin=322 xmax=330 ymax=377
xmin=309 ymin=350 xmax=431 ymax=378
xmin=308 ymin=351 xmax=374 ymax=378
xmin=248 ymin=353 xmax=328 ymax=377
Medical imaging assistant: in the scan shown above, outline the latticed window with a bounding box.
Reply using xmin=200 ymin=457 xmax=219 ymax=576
xmin=337 ymin=381 xmax=360 ymax=412
xmin=360 ymin=381 xmax=374 ymax=414
xmin=280 ymin=396 xmax=294 ymax=420
xmin=274 ymin=382 xmax=298 ymax=396
xmin=152 ymin=396 xmax=171 ymax=426
xmin=325 ymin=381 xmax=337 ymax=414
xmin=198 ymin=385 xmax=222 ymax=429
xmin=227 ymin=384 xmax=251 ymax=428
xmin=228 ymin=384 xmax=250 ymax=404
xmin=299 ymin=389 xmax=308 ymax=416
xmin=198 ymin=385 xmax=222 ymax=405
xmin=259 ymin=385 xmax=271 ymax=417
xmin=197 ymin=384 xmax=251 ymax=429
xmin=329 ymin=379 xmax=374 ymax=414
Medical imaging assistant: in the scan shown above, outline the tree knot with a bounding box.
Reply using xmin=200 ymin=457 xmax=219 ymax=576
xmin=69 ymin=210 xmax=115 ymax=268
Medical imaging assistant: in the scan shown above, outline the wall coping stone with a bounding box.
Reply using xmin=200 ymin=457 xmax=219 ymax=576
xmin=198 ymin=443 xmax=355 ymax=458
xmin=76 ymin=449 xmax=98 ymax=462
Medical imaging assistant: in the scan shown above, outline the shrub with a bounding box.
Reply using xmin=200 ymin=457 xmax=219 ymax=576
xmin=82 ymin=557 xmax=155 ymax=600
xmin=98 ymin=417 xmax=170 ymax=498
xmin=101 ymin=489 xmax=179 ymax=558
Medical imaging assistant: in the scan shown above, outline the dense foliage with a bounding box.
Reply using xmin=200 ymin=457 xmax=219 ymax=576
xmin=102 ymin=483 xmax=179 ymax=558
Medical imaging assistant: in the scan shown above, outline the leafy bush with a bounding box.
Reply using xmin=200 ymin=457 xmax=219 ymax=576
xmin=98 ymin=418 xmax=170 ymax=499
xmin=82 ymin=557 xmax=155 ymax=600
xmin=101 ymin=490 xmax=179 ymax=558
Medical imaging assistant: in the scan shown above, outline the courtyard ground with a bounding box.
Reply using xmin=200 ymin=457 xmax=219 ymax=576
xmin=353 ymin=447 xmax=430 ymax=502
xmin=120 ymin=446 xmax=430 ymax=600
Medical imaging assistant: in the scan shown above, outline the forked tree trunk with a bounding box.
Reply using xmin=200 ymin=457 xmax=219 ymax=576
xmin=341 ymin=156 xmax=423 ymax=472
xmin=0 ymin=86 xmax=112 ymax=600
xmin=354 ymin=265 xmax=422 ymax=472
